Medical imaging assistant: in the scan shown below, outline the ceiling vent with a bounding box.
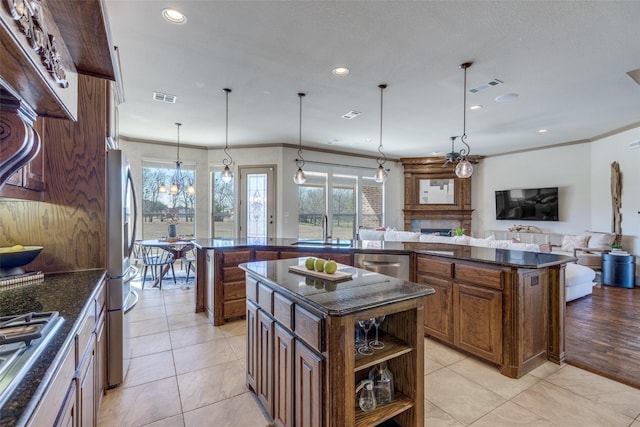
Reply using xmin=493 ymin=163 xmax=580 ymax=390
xmin=469 ymin=79 xmax=503 ymax=94
xmin=629 ymin=140 xmax=640 ymax=150
xmin=341 ymin=110 xmax=361 ymax=119
xmin=153 ymin=92 xmax=177 ymax=103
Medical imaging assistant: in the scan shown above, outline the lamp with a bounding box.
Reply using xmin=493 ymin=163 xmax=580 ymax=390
xmin=159 ymin=122 xmax=191 ymax=195
xmin=374 ymin=84 xmax=388 ymax=183
xmin=455 ymin=62 xmax=474 ymax=179
xmin=293 ymin=92 xmax=307 ymax=185
xmin=221 ymin=88 xmax=233 ymax=183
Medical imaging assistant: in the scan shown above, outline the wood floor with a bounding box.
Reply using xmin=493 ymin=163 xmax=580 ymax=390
xmin=565 ymin=282 xmax=640 ymax=389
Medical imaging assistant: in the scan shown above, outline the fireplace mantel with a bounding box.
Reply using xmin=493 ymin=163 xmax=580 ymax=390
xmin=400 ymin=156 xmax=481 ymax=234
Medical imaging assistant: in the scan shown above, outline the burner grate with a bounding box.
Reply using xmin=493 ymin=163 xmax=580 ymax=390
xmin=0 ymin=311 xmax=60 ymax=346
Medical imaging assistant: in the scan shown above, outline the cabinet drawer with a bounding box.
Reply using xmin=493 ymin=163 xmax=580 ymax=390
xmin=222 ymin=266 xmax=245 ymax=282
xmin=417 ymin=257 xmax=454 ymax=278
xmin=274 ymin=293 xmax=294 ymax=330
xmin=246 ymin=276 xmax=258 ymax=302
xmin=258 ymin=283 xmax=274 ymax=315
xmin=294 ymin=305 xmax=323 ymax=353
xmin=222 ymin=250 xmax=252 ymax=265
xmin=224 ymin=299 xmax=246 ymax=320
xmin=255 ymin=250 xmax=279 ymax=260
xmin=224 ymin=281 xmax=246 ymax=301
xmin=456 ymin=263 xmax=504 ymax=290
xmin=26 ymin=343 xmax=75 ymax=426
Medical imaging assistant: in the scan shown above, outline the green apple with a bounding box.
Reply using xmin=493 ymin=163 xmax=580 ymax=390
xmin=324 ymin=260 xmax=338 ymax=274
xmin=305 ymin=257 xmax=316 ymax=270
xmin=314 ymin=258 xmax=325 ymax=272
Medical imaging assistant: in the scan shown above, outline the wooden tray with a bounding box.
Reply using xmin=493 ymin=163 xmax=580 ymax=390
xmin=288 ymin=264 xmax=353 ymax=281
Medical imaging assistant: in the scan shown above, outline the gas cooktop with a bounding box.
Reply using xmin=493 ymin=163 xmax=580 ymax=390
xmin=0 ymin=311 xmax=63 ymax=407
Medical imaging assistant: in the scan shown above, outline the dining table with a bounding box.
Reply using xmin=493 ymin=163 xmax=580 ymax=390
xmin=138 ymin=239 xmax=195 ymax=288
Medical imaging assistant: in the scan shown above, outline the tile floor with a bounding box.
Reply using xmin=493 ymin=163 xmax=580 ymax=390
xmin=97 ymin=282 xmax=640 ymax=427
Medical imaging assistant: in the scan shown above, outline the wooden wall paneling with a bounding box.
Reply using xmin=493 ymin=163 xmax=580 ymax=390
xmin=0 ymin=74 xmax=107 ymax=273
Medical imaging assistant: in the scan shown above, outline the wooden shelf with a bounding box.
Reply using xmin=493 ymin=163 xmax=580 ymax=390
xmin=355 ymin=392 xmax=413 ymax=427
xmin=354 ymin=333 xmax=413 ymax=373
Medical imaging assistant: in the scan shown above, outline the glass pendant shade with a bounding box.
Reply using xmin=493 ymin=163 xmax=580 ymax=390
xmin=293 ymin=167 xmax=306 ymax=184
xmin=159 ymin=183 xmax=167 ymax=193
xmin=374 ymin=164 xmax=387 ymax=183
xmin=455 ymin=159 xmax=473 ymax=178
xmin=222 ymin=165 xmax=233 ymax=183
xmin=186 ymin=184 xmax=195 ymax=195
xmin=169 ymin=183 xmax=179 ymax=194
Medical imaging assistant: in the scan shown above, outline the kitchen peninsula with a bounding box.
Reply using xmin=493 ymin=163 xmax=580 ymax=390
xmin=193 ymin=238 xmax=576 ymax=379
xmin=240 ymin=258 xmax=434 ymax=427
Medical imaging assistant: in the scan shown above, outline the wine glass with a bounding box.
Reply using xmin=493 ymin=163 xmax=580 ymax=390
xmin=370 ymin=315 xmax=386 ymax=349
xmin=354 ymin=323 xmax=366 ymax=355
xmin=357 ymin=319 xmax=374 ymax=355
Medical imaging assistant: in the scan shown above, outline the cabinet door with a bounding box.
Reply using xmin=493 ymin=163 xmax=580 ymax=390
xmin=294 ymin=340 xmax=323 ymax=427
xmin=246 ymin=300 xmax=259 ymax=392
xmin=418 ymin=275 xmax=453 ymax=343
xmin=55 ymin=382 xmax=77 ymax=427
xmin=274 ymin=323 xmax=294 ymax=427
xmin=95 ymin=312 xmax=106 ymax=412
xmin=258 ymin=309 xmax=274 ymax=416
xmin=454 ymin=283 xmax=502 ymax=363
xmin=78 ymin=336 xmax=96 ymax=427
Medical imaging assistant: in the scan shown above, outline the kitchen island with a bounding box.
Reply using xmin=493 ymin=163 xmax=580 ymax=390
xmin=193 ymin=238 xmax=576 ymax=378
xmin=240 ymin=258 xmax=434 ymax=427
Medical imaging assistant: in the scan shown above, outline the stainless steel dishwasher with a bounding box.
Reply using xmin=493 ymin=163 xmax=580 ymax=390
xmin=353 ymin=253 xmax=410 ymax=281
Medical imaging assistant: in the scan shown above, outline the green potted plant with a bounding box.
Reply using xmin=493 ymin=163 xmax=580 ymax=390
xmin=451 ymin=228 xmax=465 ymax=237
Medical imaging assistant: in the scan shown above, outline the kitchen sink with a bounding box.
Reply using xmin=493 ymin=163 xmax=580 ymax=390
xmin=290 ymin=239 xmax=352 ymax=248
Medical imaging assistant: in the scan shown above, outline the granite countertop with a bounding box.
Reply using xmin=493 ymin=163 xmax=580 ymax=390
xmin=239 ymin=258 xmax=435 ymax=316
xmin=193 ymin=238 xmax=576 ymax=268
xmin=0 ymin=269 xmax=106 ymax=427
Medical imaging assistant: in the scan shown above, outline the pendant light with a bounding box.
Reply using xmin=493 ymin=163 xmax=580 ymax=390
xmin=293 ymin=92 xmax=307 ymax=185
xmin=169 ymin=122 xmax=181 ymax=195
xmin=374 ymin=84 xmax=388 ymax=183
xmin=221 ymin=88 xmax=233 ymax=183
xmin=455 ymin=62 xmax=473 ymax=179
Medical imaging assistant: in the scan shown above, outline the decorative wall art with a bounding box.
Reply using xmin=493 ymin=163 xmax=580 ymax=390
xmin=419 ymin=179 xmax=455 ymax=204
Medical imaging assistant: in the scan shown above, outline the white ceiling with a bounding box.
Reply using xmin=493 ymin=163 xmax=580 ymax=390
xmin=104 ymin=1 xmax=640 ymax=159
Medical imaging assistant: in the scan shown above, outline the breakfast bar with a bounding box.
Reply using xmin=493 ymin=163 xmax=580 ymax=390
xmin=240 ymin=258 xmax=434 ymax=427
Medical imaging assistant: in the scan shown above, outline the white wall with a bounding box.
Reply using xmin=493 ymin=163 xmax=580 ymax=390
xmin=475 ymin=125 xmax=640 ymax=256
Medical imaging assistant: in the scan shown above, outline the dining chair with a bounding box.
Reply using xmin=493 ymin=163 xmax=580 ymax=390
xmin=140 ymin=246 xmax=176 ymax=289
xmin=183 ymin=246 xmax=196 ymax=283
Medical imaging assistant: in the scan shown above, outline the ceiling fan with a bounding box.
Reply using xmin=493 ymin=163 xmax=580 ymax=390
xmin=442 ymin=136 xmax=462 ymax=167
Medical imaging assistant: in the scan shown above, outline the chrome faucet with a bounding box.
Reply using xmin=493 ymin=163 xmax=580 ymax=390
xmin=322 ymin=214 xmax=331 ymax=242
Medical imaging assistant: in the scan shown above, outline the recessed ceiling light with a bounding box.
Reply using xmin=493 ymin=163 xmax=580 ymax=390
xmin=332 ymin=67 xmax=350 ymax=76
xmin=537 ymin=129 xmax=549 ymax=133
xmin=495 ymin=93 xmax=518 ymax=103
xmin=162 ymin=8 xmax=187 ymax=24
xmin=469 ymin=105 xmax=483 ymax=110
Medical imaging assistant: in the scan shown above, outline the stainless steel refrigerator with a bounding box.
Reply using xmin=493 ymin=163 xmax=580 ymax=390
xmin=106 ymin=148 xmax=139 ymax=388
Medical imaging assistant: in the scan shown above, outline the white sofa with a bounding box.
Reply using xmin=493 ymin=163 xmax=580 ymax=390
xmin=358 ymin=229 xmax=596 ymax=302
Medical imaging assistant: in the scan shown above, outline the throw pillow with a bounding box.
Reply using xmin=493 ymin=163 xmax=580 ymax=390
xmin=586 ymin=232 xmax=616 ymax=250
xmin=538 ymin=243 xmax=552 ymax=253
xmin=561 ymin=234 xmax=590 ymax=251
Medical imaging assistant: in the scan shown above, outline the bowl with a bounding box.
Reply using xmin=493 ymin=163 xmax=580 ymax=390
xmin=0 ymin=246 xmax=44 ymax=277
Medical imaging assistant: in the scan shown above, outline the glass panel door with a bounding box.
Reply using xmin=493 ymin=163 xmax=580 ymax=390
xmin=239 ymin=166 xmax=275 ymax=238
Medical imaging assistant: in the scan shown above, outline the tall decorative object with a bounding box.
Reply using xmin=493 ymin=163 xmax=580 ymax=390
xmin=611 ymin=161 xmax=621 ymax=235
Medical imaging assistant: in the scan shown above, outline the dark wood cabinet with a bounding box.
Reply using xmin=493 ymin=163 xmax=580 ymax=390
xmin=274 ymin=323 xmax=294 ymax=427
xmin=294 ymin=339 xmax=323 ymax=427
xmin=257 ymin=310 xmax=274 ymax=415
xmin=454 ymin=283 xmax=502 ymax=363
xmin=417 ymin=253 xmax=549 ymax=378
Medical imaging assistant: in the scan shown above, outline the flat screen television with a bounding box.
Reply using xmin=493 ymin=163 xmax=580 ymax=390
xmin=495 ymin=187 xmax=559 ymax=221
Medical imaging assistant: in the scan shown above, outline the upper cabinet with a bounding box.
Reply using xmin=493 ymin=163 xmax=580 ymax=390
xmin=0 ymin=0 xmax=118 ymax=198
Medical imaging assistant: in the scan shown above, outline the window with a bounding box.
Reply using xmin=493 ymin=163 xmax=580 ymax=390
xmin=212 ymin=170 xmax=235 ymax=238
xmin=141 ymin=162 xmax=195 ymax=239
xmin=297 ymin=169 xmax=384 ymax=240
